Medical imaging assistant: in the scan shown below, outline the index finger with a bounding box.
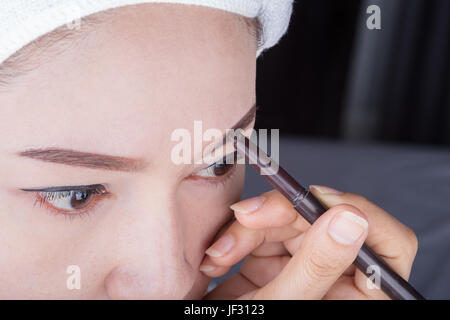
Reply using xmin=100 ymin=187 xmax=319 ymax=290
xmin=231 ymin=189 xmax=311 ymax=232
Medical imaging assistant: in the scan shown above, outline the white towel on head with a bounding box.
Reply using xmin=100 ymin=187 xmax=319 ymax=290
xmin=0 ymin=0 xmax=294 ymax=65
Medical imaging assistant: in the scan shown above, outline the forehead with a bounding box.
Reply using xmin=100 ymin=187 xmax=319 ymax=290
xmin=0 ymin=4 xmax=256 ymax=158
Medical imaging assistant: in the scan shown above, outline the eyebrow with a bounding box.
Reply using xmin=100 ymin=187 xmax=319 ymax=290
xmin=210 ymin=102 xmax=258 ymax=154
xmin=17 ymin=148 xmax=148 ymax=172
xmin=16 ymin=103 xmax=257 ymax=172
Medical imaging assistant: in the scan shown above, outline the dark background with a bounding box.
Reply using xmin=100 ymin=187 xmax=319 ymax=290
xmin=255 ymin=0 xmax=450 ymax=146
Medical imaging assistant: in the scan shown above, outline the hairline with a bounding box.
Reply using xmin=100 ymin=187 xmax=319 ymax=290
xmin=0 ymin=12 xmax=263 ymax=88
xmin=0 ymin=13 xmax=109 ymax=87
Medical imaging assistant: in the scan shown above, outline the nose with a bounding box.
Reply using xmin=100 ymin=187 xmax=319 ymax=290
xmin=104 ymin=182 xmax=196 ymax=299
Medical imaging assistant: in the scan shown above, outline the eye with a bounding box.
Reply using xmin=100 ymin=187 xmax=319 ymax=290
xmin=196 ymin=162 xmax=235 ymax=178
xmin=39 ymin=190 xmax=96 ymax=211
xmin=22 ymin=184 xmax=110 ymax=215
xmin=194 ymin=151 xmax=240 ymax=179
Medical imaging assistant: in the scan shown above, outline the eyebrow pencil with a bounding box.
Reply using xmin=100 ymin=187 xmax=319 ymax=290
xmin=233 ymin=133 xmax=425 ymax=300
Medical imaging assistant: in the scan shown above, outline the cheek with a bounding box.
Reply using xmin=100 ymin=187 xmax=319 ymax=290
xmin=177 ymin=165 xmax=245 ymax=255
xmin=0 ymin=214 xmax=87 ymax=299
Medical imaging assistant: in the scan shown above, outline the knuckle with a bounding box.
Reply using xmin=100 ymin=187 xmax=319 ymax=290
xmin=345 ymin=192 xmax=369 ymax=205
xmin=302 ymin=250 xmax=339 ymax=282
xmin=264 ymin=225 xmax=299 ymax=243
xmin=331 ymin=203 xmax=365 ymax=219
xmin=214 ymin=219 xmax=237 ymax=241
xmin=261 ymin=189 xmax=280 ymax=202
xmin=265 ymin=190 xmax=292 ymax=208
xmin=271 ymin=202 xmax=289 ymax=217
xmin=332 ymin=203 xmax=356 ymax=212
xmin=271 ymin=198 xmax=292 ymax=214
xmin=404 ymin=227 xmax=419 ymax=256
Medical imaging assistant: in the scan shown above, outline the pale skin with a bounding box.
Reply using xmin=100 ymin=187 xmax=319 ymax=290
xmin=0 ymin=4 xmax=418 ymax=299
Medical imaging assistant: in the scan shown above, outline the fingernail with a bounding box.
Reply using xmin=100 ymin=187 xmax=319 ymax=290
xmin=230 ymin=196 xmax=266 ymax=214
xmin=311 ymin=185 xmax=344 ymax=195
xmin=205 ymin=234 xmax=235 ymax=257
xmin=328 ymin=211 xmax=368 ymax=245
xmin=199 ymin=264 xmax=216 ymax=272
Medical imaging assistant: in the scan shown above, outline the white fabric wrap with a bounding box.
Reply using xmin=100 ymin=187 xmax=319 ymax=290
xmin=0 ymin=0 xmax=294 ymax=65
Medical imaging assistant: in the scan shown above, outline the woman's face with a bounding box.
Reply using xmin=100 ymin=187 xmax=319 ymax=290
xmin=0 ymin=4 xmax=256 ymax=299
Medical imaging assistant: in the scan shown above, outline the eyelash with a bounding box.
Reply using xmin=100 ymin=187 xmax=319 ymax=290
xmin=188 ymin=152 xmax=241 ymax=187
xmin=28 ymin=185 xmax=110 ymax=220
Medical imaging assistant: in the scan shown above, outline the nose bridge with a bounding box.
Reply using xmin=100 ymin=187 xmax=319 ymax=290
xmin=119 ymin=183 xmax=181 ymax=256
xmin=105 ymin=180 xmax=195 ymax=299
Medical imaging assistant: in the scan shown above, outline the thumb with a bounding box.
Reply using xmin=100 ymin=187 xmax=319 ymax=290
xmin=252 ymin=205 xmax=369 ymax=299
